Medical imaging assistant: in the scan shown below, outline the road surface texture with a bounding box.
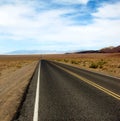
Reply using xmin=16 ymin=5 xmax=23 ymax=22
xmin=14 ymin=60 xmax=120 ymax=121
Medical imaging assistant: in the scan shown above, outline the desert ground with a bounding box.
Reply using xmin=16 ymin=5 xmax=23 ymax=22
xmin=0 ymin=53 xmax=120 ymax=121
xmin=0 ymin=55 xmax=39 ymax=121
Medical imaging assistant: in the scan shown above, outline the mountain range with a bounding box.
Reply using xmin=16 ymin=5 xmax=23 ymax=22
xmin=6 ymin=45 xmax=120 ymax=55
xmin=100 ymin=45 xmax=120 ymax=53
xmin=7 ymin=50 xmax=64 ymax=55
xmin=74 ymin=45 xmax=120 ymax=54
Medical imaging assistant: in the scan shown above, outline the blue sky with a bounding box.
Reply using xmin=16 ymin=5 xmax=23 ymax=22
xmin=0 ymin=0 xmax=120 ymax=54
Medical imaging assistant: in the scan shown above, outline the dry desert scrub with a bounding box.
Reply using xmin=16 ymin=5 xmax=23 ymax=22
xmin=53 ymin=53 xmax=120 ymax=78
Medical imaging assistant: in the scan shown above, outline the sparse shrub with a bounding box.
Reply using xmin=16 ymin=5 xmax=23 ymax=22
xmin=114 ymin=70 xmax=116 ymax=73
xmin=98 ymin=60 xmax=106 ymax=65
xmin=75 ymin=61 xmax=79 ymax=64
xmin=89 ymin=63 xmax=98 ymax=69
xmin=78 ymin=60 xmax=82 ymax=63
xmin=57 ymin=59 xmax=61 ymax=62
xmin=71 ymin=60 xmax=79 ymax=64
xmin=99 ymin=65 xmax=103 ymax=68
xmin=71 ymin=60 xmax=75 ymax=64
xmin=83 ymin=61 xmax=86 ymax=66
xmin=16 ymin=65 xmax=22 ymax=68
xmin=97 ymin=60 xmax=107 ymax=68
xmin=83 ymin=62 xmax=86 ymax=66
xmin=64 ymin=59 xmax=69 ymax=63
xmin=89 ymin=59 xmax=106 ymax=68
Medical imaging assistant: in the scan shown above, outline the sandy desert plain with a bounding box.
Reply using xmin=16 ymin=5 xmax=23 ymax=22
xmin=0 ymin=53 xmax=120 ymax=121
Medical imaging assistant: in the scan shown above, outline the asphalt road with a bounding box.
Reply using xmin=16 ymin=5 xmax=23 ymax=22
xmin=14 ymin=60 xmax=120 ymax=121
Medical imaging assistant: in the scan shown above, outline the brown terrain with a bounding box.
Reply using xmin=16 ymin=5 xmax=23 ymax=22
xmin=0 ymin=53 xmax=120 ymax=121
xmin=0 ymin=55 xmax=40 ymax=121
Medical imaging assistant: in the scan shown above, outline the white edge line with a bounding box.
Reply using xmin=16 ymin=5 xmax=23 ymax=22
xmin=33 ymin=62 xmax=41 ymax=121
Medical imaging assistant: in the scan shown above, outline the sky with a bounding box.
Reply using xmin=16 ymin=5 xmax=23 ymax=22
xmin=0 ymin=0 xmax=120 ymax=54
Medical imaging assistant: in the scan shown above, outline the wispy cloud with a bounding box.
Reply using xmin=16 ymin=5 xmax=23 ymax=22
xmin=52 ymin=0 xmax=89 ymax=5
xmin=0 ymin=0 xmax=120 ymax=53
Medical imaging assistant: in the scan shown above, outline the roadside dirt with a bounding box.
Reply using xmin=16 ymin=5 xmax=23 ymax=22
xmin=0 ymin=58 xmax=38 ymax=121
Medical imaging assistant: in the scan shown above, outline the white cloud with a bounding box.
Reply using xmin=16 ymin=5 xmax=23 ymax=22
xmin=53 ymin=0 xmax=89 ymax=5
xmin=0 ymin=3 xmax=71 ymax=37
xmin=0 ymin=0 xmax=120 ymax=53
xmin=92 ymin=2 xmax=120 ymax=19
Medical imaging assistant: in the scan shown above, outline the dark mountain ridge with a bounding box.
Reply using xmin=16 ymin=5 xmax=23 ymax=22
xmin=74 ymin=45 xmax=120 ymax=54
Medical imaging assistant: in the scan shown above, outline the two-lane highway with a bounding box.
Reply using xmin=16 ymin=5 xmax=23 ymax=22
xmin=14 ymin=60 xmax=120 ymax=121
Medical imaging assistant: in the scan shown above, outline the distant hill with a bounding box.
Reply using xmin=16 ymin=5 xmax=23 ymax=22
xmin=7 ymin=50 xmax=63 ymax=55
xmin=73 ymin=45 xmax=120 ymax=54
xmin=75 ymin=50 xmax=99 ymax=54
xmin=100 ymin=45 xmax=120 ymax=53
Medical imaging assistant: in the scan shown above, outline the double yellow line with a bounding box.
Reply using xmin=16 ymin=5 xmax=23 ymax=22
xmin=52 ymin=62 xmax=120 ymax=100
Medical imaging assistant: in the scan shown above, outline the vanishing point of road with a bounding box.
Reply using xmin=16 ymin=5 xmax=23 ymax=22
xmin=14 ymin=60 xmax=120 ymax=121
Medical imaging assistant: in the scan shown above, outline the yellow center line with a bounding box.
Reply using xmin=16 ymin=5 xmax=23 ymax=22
xmin=52 ymin=62 xmax=120 ymax=100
